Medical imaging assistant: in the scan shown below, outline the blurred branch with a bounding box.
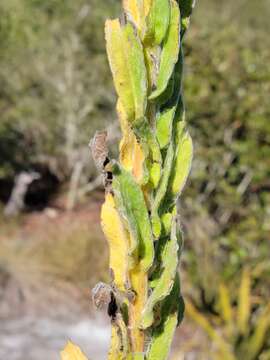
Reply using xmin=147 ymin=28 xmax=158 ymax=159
xmin=4 ymin=171 xmax=40 ymax=216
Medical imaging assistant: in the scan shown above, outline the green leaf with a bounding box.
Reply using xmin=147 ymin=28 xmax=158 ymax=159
xmin=156 ymin=47 xmax=183 ymax=150
xmin=155 ymin=74 xmax=175 ymax=106
xmin=147 ymin=276 xmax=180 ymax=360
xmin=130 ymin=354 xmax=145 ymax=360
xmin=105 ymin=20 xmax=147 ymax=122
xmin=171 ymin=127 xmax=193 ymax=197
xmin=149 ymin=0 xmax=180 ymax=100
xmin=112 ymin=165 xmax=154 ymax=271
xmin=151 ymin=143 xmax=174 ymax=238
xmin=144 ymin=0 xmax=171 ymax=45
xmin=161 ymin=212 xmax=174 ymax=237
xmin=152 ymin=53 xmax=185 ymax=236
xmin=150 ymin=162 xmax=162 ymax=189
xmin=165 ymin=104 xmax=193 ymax=205
xmin=156 ymin=108 xmax=175 ymax=150
xmin=140 ymin=218 xmax=179 ymax=329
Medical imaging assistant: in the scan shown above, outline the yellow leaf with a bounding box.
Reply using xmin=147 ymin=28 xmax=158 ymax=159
xmin=218 ymin=283 xmax=233 ymax=326
xmin=185 ymin=300 xmax=236 ymax=360
xmin=129 ymin=265 xmax=147 ymax=352
xmin=237 ymin=268 xmax=251 ymax=335
xmin=61 ymin=341 xmax=89 ymax=360
xmin=101 ymin=193 xmax=129 ymax=291
xmin=105 ymin=20 xmax=133 ymax=120
xmin=108 ymin=324 xmax=124 ymax=360
xmin=123 ymin=0 xmax=152 ymax=33
xmin=105 ymin=19 xmax=147 ymax=122
xmin=246 ymin=304 xmax=270 ymax=360
xmin=117 ymin=100 xmax=146 ymax=184
xmin=144 ymin=0 xmax=152 ymax=16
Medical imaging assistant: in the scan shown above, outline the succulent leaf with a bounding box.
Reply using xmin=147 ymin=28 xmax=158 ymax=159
xmin=112 ymin=165 xmax=154 ymax=271
xmin=166 ymin=114 xmax=193 ymax=204
xmin=156 ymin=109 xmax=175 ymax=150
xmin=147 ymin=276 xmax=180 ymax=360
xmin=151 ymin=143 xmax=174 ymax=238
xmin=156 ymin=48 xmax=183 ymax=148
xmin=117 ymin=100 xmax=147 ymax=183
xmin=144 ymin=0 xmax=171 ymax=45
xmin=105 ymin=20 xmax=147 ymax=121
xmin=123 ymin=0 xmax=146 ymax=35
xmin=101 ymin=193 xmax=129 ymax=291
xmin=149 ymin=0 xmax=180 ymax=100
xmin=140 ymin=218 xmax=179 ymax=329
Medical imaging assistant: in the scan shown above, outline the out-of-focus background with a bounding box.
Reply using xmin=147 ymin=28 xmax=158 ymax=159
xmin=0 ymin=0 xmax=269 ymax=359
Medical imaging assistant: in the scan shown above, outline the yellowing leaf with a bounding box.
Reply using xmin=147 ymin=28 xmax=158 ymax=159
xmin=123 ymin=0 xmax=144 ymax=32
xmin=108 ymin=325 xmax=124 ymax=360
xmin=218 ymin=283 xmax=233 ymax=326
xmin=143 ymin=0 xmax=152 ymax=16
xmin=186 ymin=301 xmax=236 ymax=360
xmin=133 ymin=118 xmax=162 ymax=188
xmin=117 ymin=100 xmax=146 ymax=184
xmin=123 ymin=0 xmax=152 ymax=35
xmin=105 ymin=20 xmax=147 ymax=122
xmin=246 ymin=304 xmax=270 ymax=360
xmin=101 ymin=193 xmax=129 ymax=291
xmin=237 ymin=268 xmax=251 ymax=335
xmin=61 ymin=342 xmax=89 ymax=360
xmin=129 ymin=266 xmax=147 ymax=352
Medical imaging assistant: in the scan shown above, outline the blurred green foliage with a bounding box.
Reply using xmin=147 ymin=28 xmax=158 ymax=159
xmin=0 ymin=0 xmax=120 ymax=178
xmin=182 ymin=0 xmax=270 ymax=305
xmin=0 ymin=0 xmax=269 ymax=353
xmin=186 ymin=269 xmax=270 ymax=359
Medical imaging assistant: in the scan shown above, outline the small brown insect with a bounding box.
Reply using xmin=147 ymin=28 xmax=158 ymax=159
xmin=89 ymin=130 xmax=109 ymax=170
